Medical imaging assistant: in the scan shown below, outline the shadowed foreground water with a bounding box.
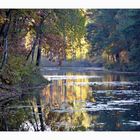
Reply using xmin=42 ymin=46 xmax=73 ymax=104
xmin=0 ymin=67 xmax=140 ymax=131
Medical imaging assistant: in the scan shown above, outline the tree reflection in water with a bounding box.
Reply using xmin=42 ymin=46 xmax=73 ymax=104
xmin=0 ymin=71 xmax=140 ymax=131
xmin=42 ymin=73 xmax=93 ymax=130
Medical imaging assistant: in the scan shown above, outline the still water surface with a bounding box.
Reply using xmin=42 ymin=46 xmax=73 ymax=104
xmin=0 ymin=67 xmax=140 ymax=131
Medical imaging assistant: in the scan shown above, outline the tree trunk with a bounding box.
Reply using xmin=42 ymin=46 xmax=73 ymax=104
xmin=28 ymin=16 xmax=44 ymax=65
xmin=0 ymin=36 xmax=8 ymax=69
xmin=0 ymin=10 xmax=12 ymax=69
xmin=26 ymin=32 xmax=39 ymax=63
xmin=36 ymin=45 xmax=41 ymax=66
xmin=35 ymin=16 xmax=45 ymax=66
xmin=36 ymin=34 xmax=42 ymax=66
xmin=0 ymin=10 xmax=12 ymax=37
xmin=31 ymin=34 xmax=39 ymax=63
xmin=116 ymin=53 xmax=120 ymax=64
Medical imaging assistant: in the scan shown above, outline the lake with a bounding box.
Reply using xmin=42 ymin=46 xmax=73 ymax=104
xmin=0 ymin=67 xmax=140 ymax=131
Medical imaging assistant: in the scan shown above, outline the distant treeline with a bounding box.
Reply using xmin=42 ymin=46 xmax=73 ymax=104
xmin=87 ymin=9 xmax=140 ymax=72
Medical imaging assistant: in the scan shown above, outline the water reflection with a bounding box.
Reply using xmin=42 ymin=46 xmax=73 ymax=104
xmin=0 ymin=68 xmax=140 ymax=131
xmin=42 ymin=73 xmax=93 ymax=109
xmin=42 ymin=72 xmax=93 ymax=130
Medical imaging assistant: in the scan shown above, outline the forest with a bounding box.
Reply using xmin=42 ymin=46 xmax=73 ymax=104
xmin=0 ymin=9 xmax=88 ymax=85
xmin=87 ymin=9 xmax=140 ymax=72
xmin=0 ymin=9 xmax=140 ymax=86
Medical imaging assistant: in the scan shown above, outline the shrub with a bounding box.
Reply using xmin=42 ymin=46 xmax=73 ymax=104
xmin=0 ymin=55 xmax=48 ymax=86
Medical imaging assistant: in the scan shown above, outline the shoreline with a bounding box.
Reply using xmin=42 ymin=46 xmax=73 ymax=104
xmin=41 ymin=65 xmax=140 ymax=75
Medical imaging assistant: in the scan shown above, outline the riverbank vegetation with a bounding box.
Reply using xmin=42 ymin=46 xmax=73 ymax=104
xmin=0 ymin=9 xmax=88 ymax=89
xmin=0 ymin=9 xmax=140 ymax=88
xmin=86 ymin=9 xmax=140 ymax=72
